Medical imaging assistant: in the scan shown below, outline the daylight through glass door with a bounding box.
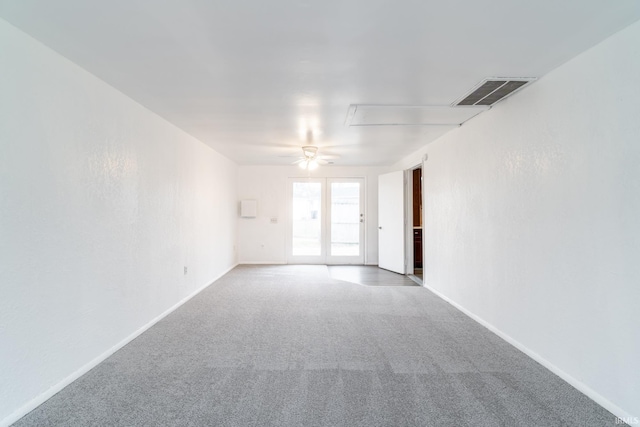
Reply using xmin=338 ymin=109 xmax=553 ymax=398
xmin=291 ymin=181 xmax=322 ymax=256
xmin=288 ymin=178 xmax=365 ymax=264
xmin=330 ymin=182 xmax=361 ymax=256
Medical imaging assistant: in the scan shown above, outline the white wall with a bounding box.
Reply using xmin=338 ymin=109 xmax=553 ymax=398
xmin=395 ymin=20 xmax=640 ymax=420
xmin=237 ymin=165 xmax=386 ymax=264
xmin=0 ymin=19 xmax=237 ymax=425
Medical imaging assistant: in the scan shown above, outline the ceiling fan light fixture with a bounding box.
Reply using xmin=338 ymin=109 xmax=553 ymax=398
xmin=302 ymin=146 xmax=318 ymax=157
xmin=296 ymin=145 xmax=329 ymax=171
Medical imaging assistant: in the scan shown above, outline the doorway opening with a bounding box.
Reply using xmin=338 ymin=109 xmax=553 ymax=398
xmin=407 ymin=166 xmax=423 ymax=284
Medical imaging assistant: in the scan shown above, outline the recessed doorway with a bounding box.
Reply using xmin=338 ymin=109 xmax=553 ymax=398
xmin=407 ymin=166 xmax=423 ymax=283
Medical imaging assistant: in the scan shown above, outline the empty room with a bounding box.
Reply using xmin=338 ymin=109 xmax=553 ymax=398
xmin=1 ymin=1 xmax=639 ymax=426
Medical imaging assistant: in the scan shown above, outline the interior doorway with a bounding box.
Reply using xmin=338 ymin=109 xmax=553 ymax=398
xmin=407 ymin=166 xmax=423 ymax=283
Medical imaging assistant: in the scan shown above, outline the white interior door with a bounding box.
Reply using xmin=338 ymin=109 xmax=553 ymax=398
xmin=378 ymin=171 xmax=405 ymax=273
xmin=288 ymin=178 xmax=365 ymax=264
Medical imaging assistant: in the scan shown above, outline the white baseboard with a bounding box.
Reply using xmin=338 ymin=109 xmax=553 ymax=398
xmin=422 ymin=282 xmax=635 ymax=423
xmin=241 ymin=262 xmax=378 ymax=266
xmin=238 ymin=261 xmax=287 ymax=265
xmin=0 ymin=263 xmax=237 ymax=427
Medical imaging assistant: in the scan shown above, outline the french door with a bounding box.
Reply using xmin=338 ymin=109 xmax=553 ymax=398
xmin=287 ymin=178 xmax=365 ymax=264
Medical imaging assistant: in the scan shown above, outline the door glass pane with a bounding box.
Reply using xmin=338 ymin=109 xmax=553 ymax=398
xmin=331 ymin=182 xmax=360 ymax=256
xmin=292 ymin=182 xmax=322 ymax=256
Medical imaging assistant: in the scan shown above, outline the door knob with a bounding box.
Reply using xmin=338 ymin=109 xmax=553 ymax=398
xmin=378 ymin=226 xmax=382 ymax=229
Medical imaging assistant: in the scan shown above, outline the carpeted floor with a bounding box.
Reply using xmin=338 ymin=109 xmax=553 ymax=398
xmin=328 ymin=265 xmax=419 ymax=286
xmin=14 ymin=265 xmax=618 ymax=426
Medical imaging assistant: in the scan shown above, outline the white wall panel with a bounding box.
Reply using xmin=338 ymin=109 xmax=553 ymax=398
xmin=0 ymin=19 xmax=237 ymax=425
xmin=394 ymin=20 xmax=640 ymax=420
xmin=237 ymin=166 xmax=386 ymax=265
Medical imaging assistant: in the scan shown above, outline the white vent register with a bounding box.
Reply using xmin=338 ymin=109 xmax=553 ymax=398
xmin=453 ymin=77 xmax=536 ymax=106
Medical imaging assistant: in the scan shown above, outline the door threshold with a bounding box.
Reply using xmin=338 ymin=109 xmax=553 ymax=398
xmin=407 ymin=274 xmax=423 ymax=285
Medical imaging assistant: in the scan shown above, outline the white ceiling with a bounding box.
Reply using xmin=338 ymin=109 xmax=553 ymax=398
xmin=1 ymin=1 xmax=639 ymax=166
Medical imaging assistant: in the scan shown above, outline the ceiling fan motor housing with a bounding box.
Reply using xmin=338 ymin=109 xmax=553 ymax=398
xmin=302 ymin=146 xmax=318 ymax=158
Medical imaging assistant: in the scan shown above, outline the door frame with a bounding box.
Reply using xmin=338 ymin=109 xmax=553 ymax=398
xmin=404 ymin=164 xmax=422 ymax=278
xmin=286 ymin=177 xmax=366 ymax=265
xmin=405 ymin=168 xmax=415 ymax=276
xmin=404 ymin=161 xmax=425 ymax=284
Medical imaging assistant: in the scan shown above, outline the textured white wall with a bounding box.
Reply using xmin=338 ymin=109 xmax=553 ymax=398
xmin=0 ymin=19 xmax=237 ymax=425
xmin=237 ymin=165 xmax=386 ymax=264
xmin=395 ymin=20 xmax=640 ymax=420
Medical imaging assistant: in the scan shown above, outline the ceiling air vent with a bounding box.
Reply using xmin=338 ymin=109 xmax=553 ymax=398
xmin=453 ymin=78 xmax=536 ymax=106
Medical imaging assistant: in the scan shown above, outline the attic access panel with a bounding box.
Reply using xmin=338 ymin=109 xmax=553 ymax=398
xmin=345 ymin=105 xmax=489 ymax=127
xmin=453 ymin=78 xmax=536 ymax=106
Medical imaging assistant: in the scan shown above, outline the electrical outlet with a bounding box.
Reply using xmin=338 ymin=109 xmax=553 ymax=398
xmin=184 ymin=266 xmax=188 ymax=275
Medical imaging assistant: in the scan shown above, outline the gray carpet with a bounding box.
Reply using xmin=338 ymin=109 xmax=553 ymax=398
xmin=14 ymin=265 xmax=619 ymax=426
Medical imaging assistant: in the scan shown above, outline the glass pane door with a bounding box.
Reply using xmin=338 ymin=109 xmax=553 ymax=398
xmin=291 ymin=181 xmax=322 ymax=256
xmin=288 ymin=179 xmax=326 ymax=263
xmin=327 ymin=178 xmax=364 ymax=264
xmin=288 ymin=178 xmax=364 ymax=264
xmin=330 ymin=182 xmax=360 ymax=256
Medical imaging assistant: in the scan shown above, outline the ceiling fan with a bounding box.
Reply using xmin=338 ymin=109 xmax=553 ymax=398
xmin=292 ymin=130 xmax=339 ymax=170
xmin=293 ymin=145 xmax=334 ymax=170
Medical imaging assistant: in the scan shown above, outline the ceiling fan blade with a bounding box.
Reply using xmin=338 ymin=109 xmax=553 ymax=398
xmin=292 ymin=158 xmax=305 ymax=165
xmin=316 ymin=158 xmax=329 ymax=165
xmin=318 ymin=154 xmax=340 ymax=160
